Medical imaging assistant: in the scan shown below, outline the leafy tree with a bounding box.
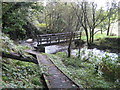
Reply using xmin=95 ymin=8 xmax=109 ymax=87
xmin=2 ymin=2 xmax=44 ymax=40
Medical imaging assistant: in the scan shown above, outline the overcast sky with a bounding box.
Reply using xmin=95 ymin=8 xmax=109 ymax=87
xmin=42 ymin=0 xmax=119 ymax=9
xmin=87 ymin=0 xmax=119 ymax=9
xmin=2 ymin=0 xmax=119 ymax=9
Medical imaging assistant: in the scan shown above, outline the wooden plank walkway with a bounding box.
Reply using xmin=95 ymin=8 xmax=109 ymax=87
xmin=37 ymin=54 xmax=79 ymax=88
xmin=25 ymin=50 xmax=81 ymax=89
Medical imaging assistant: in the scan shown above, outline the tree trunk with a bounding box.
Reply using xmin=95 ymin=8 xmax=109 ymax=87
xmin=101 ymin=27 xmax=103 ymax=34
xmin=91 ymin=28 xmax=94 ymax=43
xmin=107 ymin=9 xmax=111 ymax=36
xmin=67 ymin=32 xmax=73 ymax=58
xmin=78 ymin=46 xmax=81 ymax=58
xmin=92 ymin=34 xmax=94 ymax=43
xmin=2 ymin=52 xmax=38 ymax=64
xmin=85 ymin=29 xmax=89 ymax=46
xmin=107 ymin=19 xmax=111 ymax=36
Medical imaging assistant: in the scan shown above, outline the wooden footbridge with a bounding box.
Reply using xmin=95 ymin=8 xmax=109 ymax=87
xmin=24 ymin=32 xmax=84 ymax=89
xmin=36 ymin=32 xmax=80 ymax=46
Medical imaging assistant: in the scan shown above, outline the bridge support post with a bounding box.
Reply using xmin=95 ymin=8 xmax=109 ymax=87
xmin=36 ymin=44 xmax=45 ymax=53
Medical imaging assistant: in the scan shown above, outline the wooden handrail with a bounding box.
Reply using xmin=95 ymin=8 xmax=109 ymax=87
xmin=36 ymin=32 xmax=79 ymax=45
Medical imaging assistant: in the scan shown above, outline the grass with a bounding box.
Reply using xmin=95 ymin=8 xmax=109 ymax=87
xmin=81 ymin=32 xmax=120 ymax=51
xmin=94 ymin=35 xmax=120 ymax=51
xmin=81 ymin=32 xmax=119 ymax=41
xmin=81 ymin=33 xmax=107 ymax=41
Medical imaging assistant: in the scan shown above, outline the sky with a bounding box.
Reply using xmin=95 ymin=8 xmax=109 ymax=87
xmin=42 ymin=0 xmax=119 ymax=9
xmin=2 ymin=0 xmax=119 ymax=9
xmin=87 ymin=0 xmax=119 ymax=9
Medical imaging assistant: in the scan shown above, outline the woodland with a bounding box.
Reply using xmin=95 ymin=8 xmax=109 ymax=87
xmin=1 ymin=1 xmax=120 ymax=89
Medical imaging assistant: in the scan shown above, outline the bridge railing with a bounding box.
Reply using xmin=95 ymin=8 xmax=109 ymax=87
xmin=36 ymin=32 xmax=80 ymax=45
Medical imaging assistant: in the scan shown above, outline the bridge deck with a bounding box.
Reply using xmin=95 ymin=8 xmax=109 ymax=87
xmin=36 ymin=32 xmax=80 ymax=46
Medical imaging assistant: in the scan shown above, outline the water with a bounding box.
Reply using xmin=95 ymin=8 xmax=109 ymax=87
xmin=45 ymin=45 xmax=68 ymax=54
xmin=44 ymin=45 xmax=119 ymax=60
xmin=21 ymin=40 xmax=119 ymax=59
xmin=79 ymin=48 xmax=118 ymax=62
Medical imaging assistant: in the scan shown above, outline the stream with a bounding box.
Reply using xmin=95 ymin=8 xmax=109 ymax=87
xmin=20 ymin=40 xmax=119 ymax=58
xmin=44 ymin=45 xmax=119 ymax=64
xmin=45 ymin=45 xmax=119 ymax=57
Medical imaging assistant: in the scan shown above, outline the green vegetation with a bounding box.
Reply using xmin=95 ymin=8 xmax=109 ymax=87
xmin=1 ymin=33 xmax=44 ymax=88
xmin=81 ymin=33 xmax=107 ymax=41
xmin=47 ymin=51 xmax=120 ymax=88
xmin=1 ymin=33 xmax=31 ymax=54
xmin=2 ymin=2 xmax=44 ymax=40
xmin=97 ymin=38 xmax=119 ymax=47
xmin=1 ymin=1 xmax=119 ymax=89
xmin=82 ymin=32 xmax=119 ymax=41
xmin=93 ymin=36 xmax=120 ymax=51
xmin=2 ymin=59 xmax=43 ymax=88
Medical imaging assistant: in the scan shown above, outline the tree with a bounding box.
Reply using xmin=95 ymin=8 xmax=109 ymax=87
xmin=2 ymin=52 xmax=38 ymax=64
xmin=106 ymin=1 xmax=118 ymax=36
xmin=43 ymin=2 xmax=81 ymax=57
xmin=2 ymin=2 xmax=44 ymax=40
xmin=72 ymin=1 xmax=112 ymax=46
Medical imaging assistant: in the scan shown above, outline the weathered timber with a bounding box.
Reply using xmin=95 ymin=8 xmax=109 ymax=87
xmin=36 ymin=32 xmax=79 ymax=46
xmin=36 ymin=54 xmax=80 ymax=89
xmin=25 ymin=50 xmax=83 ymax=89
xmin=2 ymin=52 xmax=38 ymax=64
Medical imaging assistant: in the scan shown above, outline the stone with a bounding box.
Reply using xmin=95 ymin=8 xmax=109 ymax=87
xmin=26 ymin=39 xmax=33 ymax=43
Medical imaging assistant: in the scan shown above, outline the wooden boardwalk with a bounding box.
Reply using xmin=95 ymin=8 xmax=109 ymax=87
xmin=36 ymin=32 xmax=80 ymax=46
xmin=25 ymin=50 xmax=82 ymax=89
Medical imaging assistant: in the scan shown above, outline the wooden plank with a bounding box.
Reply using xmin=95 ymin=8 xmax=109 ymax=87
xmin=36 ymin=32 xmax=79 ymax=46
xmin=37 ymin=32 xmax=72 ymax=36
xmin=36 ymin=54 xmax=80 ymax=89
xmin=25 ymin=50 xmax=40 ymax=55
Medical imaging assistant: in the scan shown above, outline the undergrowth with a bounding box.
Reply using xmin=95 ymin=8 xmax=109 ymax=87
xmin=2 ymin=59 xmax=43 ymax=88
xmin=47 ymin=49 xmax=120 ymax=88
xmin=1 ymin=33 xmax=44 ymax=88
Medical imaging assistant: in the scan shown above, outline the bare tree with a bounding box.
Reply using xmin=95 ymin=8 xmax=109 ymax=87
xmin=72 ymin=1 xmax=113 ymax=46
xmin=106 ymin=1 xmax=118 ymax=36
xmin=65 ymin=6 xmax=75 ymax=58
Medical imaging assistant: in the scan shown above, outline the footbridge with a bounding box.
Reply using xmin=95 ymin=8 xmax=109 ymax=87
xmin=36 ymin=32 xmax=80 ymax=46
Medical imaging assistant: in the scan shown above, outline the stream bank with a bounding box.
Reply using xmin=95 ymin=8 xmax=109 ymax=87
xmin=19 ymin=37 xmax=119 ymax=57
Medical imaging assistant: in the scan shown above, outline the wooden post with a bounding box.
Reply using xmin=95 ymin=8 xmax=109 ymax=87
xmin=65 ymin=34 xmax=67 ymax=41
xmin=73 ymin=32 xmax=75 ymax=41
xmin=50 ymin=35 xmax=51 ymax=44
xmin=40 ymin=36 xmax=42 ymax=44
xmin=58 ymin=35 xmax=60 ymax=43
xmin=37 ymin=35 xmax=39 ymax=45
xmin=47 ymin=36 xmax=49 ymax=43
